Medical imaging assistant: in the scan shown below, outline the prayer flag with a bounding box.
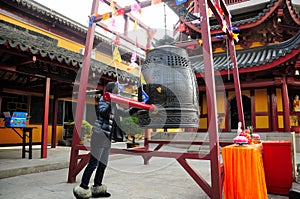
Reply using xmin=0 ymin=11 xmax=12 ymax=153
xmin=175 ymin=0 xmax=187 ymax=6
xmin=119 ymin=84 xmax=125 ymax=93
xmin=115 ymin=82 xmax=126 ymax=93
xmin=115 ymin=81 xmax=119 ymax=88
xmin=110 ymin=1 xmax=117 ymax=16
xmin=208 ymin=8 xmax=213 ymax=17
xmin=231 ymin=33 xmax=239 ymax=42
xmin=231 ymin=26 xmax=240 ymax=33
xmin=178 ymin=23 xmax=185 ymax=32
xmin=126 ymin=62 xmax=139 ymax=72
xmin=141 ymin=89 xmax=149 ymax=103
xmin=147 ymin=29 xmax=155 ymax=40
xmin=114 ymin=34 xmax=121 ymax=46
xmin=117 ymin=8 xmax=125 ymax=16
xmin=89 ymin=16 xmax=95 ymax=27
xmin=222 ymin=21 xmax=227 ymax=33
xmin=113 ymin=47 xmax=122 ymax=62
xmin=131 ymin=3 xmax=141 ymax=13
xmin=135 ymin=37 xmax=139 ymax=48
xmin=133 ymin=20 xmax=138 ymax=31
xmin=146 ymin=44 xmax=151 ymax=51
xmin=191 ymin=19 xmax=201 ymax=24
xmin=108 ymin=18 xmax=117 ymax=31
xmin=215 ymin=3 xmax=224 ymax=15
xmin=101 ymin=12 xmax=111 ymax=21
xmin=131 ymin=51 xmax=137 ymax=63
xmin=151 ymin=0 xmax=162 ymax=5
xmin=215 ymin=34 xmax=224 ymax=39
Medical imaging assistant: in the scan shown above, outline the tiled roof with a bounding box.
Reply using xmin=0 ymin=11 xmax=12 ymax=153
xmin=0 ymin=20 xmax=138 ymax=83
xmin=2 ymin=0 xmax=138 ymax=63
xmin=190 ymin=31 xmax=300 ymax=74
xmin=287 ymin=0 xmax=300 ymax=24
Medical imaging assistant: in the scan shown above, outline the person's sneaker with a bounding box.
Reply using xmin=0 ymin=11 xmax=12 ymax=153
xmin=73 ymin=185 xmax=91 ymax=199
xmin=91 ymin=184 xmax=111 ymax=197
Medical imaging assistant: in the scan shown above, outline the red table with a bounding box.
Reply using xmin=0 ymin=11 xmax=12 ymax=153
xmin=1 ymin=127 xmax=35 ymax=159
xmin=262 ymin=141 xmax=293 ymax=195
xmin=222 ymin=144 xmax=268 ymax=199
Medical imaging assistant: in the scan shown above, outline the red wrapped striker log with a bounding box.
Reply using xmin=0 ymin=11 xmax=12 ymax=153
xmin=103 ymin=92 xmax=156 ymax=111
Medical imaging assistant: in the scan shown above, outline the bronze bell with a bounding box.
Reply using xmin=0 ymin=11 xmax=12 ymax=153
xmin=138 ymin=45 xmax=199 ymax=128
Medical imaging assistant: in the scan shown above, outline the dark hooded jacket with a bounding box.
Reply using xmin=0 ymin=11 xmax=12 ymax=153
xmin=93 ymin=82 xmax=136 ymax=140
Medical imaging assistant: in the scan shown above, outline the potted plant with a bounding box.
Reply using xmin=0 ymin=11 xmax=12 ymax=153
xmin=69 ymin=120 xmax=93 ymax=144
xmin=120 ymin=116 xmax=144 ymax=148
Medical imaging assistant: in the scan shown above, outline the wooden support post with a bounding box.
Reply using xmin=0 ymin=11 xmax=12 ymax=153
xmin=68 ymin=0 xmax=99 ymax=183
xmin=224 ymin=16 xmax=245 ymax=129
xmin=143 ymin=128 xmax=151 ymax=165
xmin=199 ymin=1 xmax=222 ymax=198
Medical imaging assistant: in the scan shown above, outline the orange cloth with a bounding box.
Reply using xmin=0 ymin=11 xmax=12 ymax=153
xmin=222 ymin=144 xmax=267 ymax=199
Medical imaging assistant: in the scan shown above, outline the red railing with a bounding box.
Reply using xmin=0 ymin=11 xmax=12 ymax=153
xmin=225 ymin=0 xmax=249 ymax=5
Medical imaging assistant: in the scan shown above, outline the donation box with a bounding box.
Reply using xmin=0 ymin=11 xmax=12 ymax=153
xmin=4 ymin=112 xmax=28 ymax=127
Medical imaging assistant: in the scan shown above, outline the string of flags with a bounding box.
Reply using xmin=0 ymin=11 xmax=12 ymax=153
xmin=89 ymin=0 xmax=239 ymax=43
xmin=215 ymin=26 xmax=240 ymax=41
xmin=213 ymin=2 xmax=239 ymax=42
xmin=88 ymin=0 xmax=164 ymax=27
xmin=88 ymin=0 xmax=240 ymax=78
xmin=177 ymin=3 xmax=240 ymax=42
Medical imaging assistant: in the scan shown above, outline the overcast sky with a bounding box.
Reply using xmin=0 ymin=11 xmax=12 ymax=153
xmin=32 ymin=0 xmax=178 ymax=30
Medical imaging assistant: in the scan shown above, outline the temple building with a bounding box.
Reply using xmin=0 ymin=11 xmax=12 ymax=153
xmin=174 ymin=0 xmax=300 ymax=133
xmin=0 ymin=0 xmax=139 ymax=148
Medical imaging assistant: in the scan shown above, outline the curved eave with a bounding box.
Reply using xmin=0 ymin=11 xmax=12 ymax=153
xmin=191 ymin=31 xmax=300 ymax=76
xmin=4 ymin=0 xmax=104 ymax=42
xmin=0 ymin=38 xmax=138 ymax=84
xmin=286 ymin=0 xmax=300 ymax=25
xmin=178 ymin=0 xmax=282 ymax=34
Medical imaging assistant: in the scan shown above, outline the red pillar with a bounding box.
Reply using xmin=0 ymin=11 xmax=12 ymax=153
xmin=41 ymin=77 xmax=50 ymax=158
xmin=0 ymin=86 xmax=2 ymax=114
xmin=51 ymin=97 xmax=58 ymax=148
xmin=0 ymin=93 xmax=2 ymax=114
xmin=199 ymin=1 xmax=222 ymax=198
xmin=271 ymin=88 xmax=279 ymax=131
xmin=282 ymin=75 xmax=291 ymax=132
xmin=68 ymin=0 xmax=99 ymax=183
